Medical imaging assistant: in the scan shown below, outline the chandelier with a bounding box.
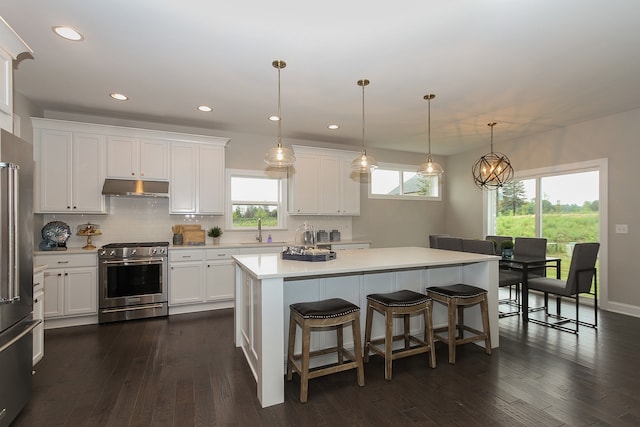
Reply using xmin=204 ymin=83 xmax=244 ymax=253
xmin=417 ymin=93 xmax=444 ymax=177
xmin=472 ymin=122 xmax=514 ymax=189
xmin=351 ymin=79 xmax=378 ymax=173
xmin=264 ymin=59 xmax=296 ymax=168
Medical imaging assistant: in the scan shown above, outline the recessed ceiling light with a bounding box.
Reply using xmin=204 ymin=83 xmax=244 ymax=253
xmin=269 ymin=115 xmax=280 ymax=121
xmin=52 ymin=26 xmax=84 ymax=41
xmin=198 ymin=105 xmax=213 ymax=112
xmin=110 ymin=93 xmax=128 ymax=101
xmin=328 ymin=124 xmax=339 ymax=130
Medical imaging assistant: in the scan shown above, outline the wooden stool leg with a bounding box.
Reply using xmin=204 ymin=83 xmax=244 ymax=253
xmin=480 ymin=298 xmax=492 ymax=355
xmin=384 ymin=308 xmax=393 ymax=380
xmin=287 ymin=315 xmax=297 ymax=381
xmin=364 ymin=302 xmax=374 ymax=362
xmin=352 ymin=316 xmax=365 ymax=387
xmin=457 ymin=303 xmax=465 ymax=340
xmin=403 ymin=314 xmax=410 ymax=350
xmin=300 ymin=322 xmax=311 ymax=403
xmin=448 ymin=300 xmax=457 ymax=364
xmin=424 ymin=302 xmax=436 ymax=368
xmin=337 ymin=325 xmax=344 ymax=364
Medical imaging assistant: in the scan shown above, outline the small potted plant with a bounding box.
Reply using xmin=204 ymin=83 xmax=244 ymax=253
xmin=500 ymin=239 xmax=514 ymax=259
xmin=208 ymin=226 xmax=223 ymax=244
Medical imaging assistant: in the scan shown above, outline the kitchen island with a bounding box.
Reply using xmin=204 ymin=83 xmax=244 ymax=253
xmin=233 ymin=246 xmax=499 ymax=408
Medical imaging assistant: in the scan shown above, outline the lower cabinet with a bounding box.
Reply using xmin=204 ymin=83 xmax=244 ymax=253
xmin=34 ymin=253 xmax=98 ymax=323
xmin=169 ymin=248 xmax=238 ymax=310
xmin=32 ymin=270 xmax=44 ymax=366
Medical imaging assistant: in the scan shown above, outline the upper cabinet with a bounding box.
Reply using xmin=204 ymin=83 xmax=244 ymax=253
xmin=0 ymin=18 xmax=32 ymax=133
xmin=169 ymin=141 xmax=226 ymax=214
xmin=288 ymin=146 xmax=361 ymax=216
xmin=33 ymin=120 xmax=106 ymax=213
xmin=106 ymin=136 xmax=169 ymax=181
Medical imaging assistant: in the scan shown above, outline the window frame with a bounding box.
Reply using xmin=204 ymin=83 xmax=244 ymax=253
xmin=368 ymin=162 xmax=442 ymax=201
xmin=225 ymin=168 xmax=288 ymax=230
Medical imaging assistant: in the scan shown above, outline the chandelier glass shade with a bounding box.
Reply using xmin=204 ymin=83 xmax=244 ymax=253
xmin=351 ymin=79 xmax=378 ymax=173
xmin=472 ymin=122 xmax=514 ymax=189
xmin=417 ymin=93 xmax=444 ymax=177
xmin=264 ymin=59 xmax=296 ymax=167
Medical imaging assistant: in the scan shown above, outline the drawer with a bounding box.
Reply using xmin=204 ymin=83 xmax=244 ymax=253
xmin=34 ymin=253 xmax=97 ymax=268
xmin=169 ymin=249 xmax=204 ymax=262
xmin=206 ymin=248 xmax=237 ymax=260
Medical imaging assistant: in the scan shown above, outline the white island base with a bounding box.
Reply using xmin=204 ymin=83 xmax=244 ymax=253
xmin=233 ymin=247 xmax=499 ymax=408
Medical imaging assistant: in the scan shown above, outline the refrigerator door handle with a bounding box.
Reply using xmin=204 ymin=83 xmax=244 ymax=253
xmin=0 ymin=319 xmax=40 ymax=354
xmin=0 ymin=162 xmax=20 ymax=305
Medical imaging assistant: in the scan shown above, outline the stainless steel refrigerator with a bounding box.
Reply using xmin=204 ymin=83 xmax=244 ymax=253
xmin=0 ymin=129 xmax=39 ymax=427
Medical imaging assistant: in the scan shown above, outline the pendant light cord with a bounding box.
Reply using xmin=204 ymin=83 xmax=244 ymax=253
xmin=277 ymin=63 xmax=283 ymax=147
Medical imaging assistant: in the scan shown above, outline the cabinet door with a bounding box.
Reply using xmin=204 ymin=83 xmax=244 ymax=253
xmin=106 ymin=135 xmax=138 ymax=178
xmin=340 ymin=159 xmax=361 ymax=215
xmin=33 ymin=288 xmax=44 ymax=365
xmin=319 ymin=157 xmax=341 ymax=214
xmin=0 ymin=47 xmax=11 ymax=131
xmin=169 ymin=262 xmax=202 ymax=305
xmin=65 ymin=268 xmax=97 ymax=316
xmin=169 ymin=143 xmax=197 ymax=213
xmin=37 ymin=130 xmax=73 ymax=212
xmin=139 ymin=138 xmax=169 ymax=180
xmin=43 ymin=269 xmax=65 ymax=318
xmin=205 ymin=261 xmax=235 ymax=301
xmin=288 ymin=154 xmax=320 ymax=214
xmin=198 ymin=144 xmax=224 ymax=214
xmin=72 ymin=133 xmax=106 ymax=213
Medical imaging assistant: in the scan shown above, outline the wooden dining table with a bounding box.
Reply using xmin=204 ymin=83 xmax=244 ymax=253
xmin=499 ymin=255 xmax=561 ymax=322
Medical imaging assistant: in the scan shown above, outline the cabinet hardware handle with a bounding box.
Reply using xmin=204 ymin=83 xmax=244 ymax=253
xmin=57 ymin=260 xmax=69 ymax=264
xmin=34 ymin=282 xmax=40 ymax=286
xmin=35 ymin=298 xmax=39 ymax=303
xmin=182 ymin=256 xmax=191 ymax=258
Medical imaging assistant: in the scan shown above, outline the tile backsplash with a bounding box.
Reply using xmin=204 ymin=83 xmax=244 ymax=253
xmin=36 ymin=197 xmax=352 ymax=249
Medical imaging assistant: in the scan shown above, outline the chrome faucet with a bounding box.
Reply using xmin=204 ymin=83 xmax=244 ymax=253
xmin=256 ymin=218 xmax=263 ymax=243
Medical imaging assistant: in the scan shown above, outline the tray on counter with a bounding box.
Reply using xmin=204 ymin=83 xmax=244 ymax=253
xmin=282 ymin=251 xmax=337 ymax=262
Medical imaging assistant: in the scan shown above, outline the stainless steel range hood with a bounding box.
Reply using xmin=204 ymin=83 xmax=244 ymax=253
xmin=101 ymin=179 xmax=169 ymax=197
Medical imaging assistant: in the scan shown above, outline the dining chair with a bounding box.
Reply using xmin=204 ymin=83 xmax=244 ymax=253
xmin=462 ymin=239 xmax=495 ymax=255
xmin=526 ymin=242 xmax=599 ymax=333
xmin=429 ymin=234 xmax=449 ymax=248
xmin=504 ymin=237 xmax=548 ymax=315
xmin=485 ymin=236 xmax=522 ymax=317
xmin=435 ymin=237 xmax=463 ymax=251
xmin=485 ymin=235 xmax=512 ymax=255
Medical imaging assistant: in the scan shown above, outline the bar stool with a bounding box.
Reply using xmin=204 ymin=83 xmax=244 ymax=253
xmin=286 ymin=298 xmax=365 ymax=403
xmin=426 ymin=284 xmax=492 ymax=364
xmin=364 ymin=290 xmax=436 ymax=380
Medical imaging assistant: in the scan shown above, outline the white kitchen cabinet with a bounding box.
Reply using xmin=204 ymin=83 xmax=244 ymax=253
xmin=106 ymin=136 xmax=169 ymax=181
xmin=32 ymin=270 xmax=45 ymax=366
xmin=169 ymin=142 xmax=225 ymax=214
xmin=33 ymin=125 xmax=106 ymax=213
xmin=205 ymin=249 xmax=236 ymax=301
xmin=0 ymin=20 xmax=31 ymax=132
xmin=289 ymin=146 xmax=360 ymax=215
xmin=169 ymin=261 xmax=203 ymax=305
xmin=34 ymin=253 xmax=98 ymax=320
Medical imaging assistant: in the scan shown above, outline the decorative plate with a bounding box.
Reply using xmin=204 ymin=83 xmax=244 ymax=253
xmin=41 ymin=221 xmax=72 ymax=245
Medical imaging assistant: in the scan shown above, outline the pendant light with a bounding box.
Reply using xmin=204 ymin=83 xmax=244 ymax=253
xmin=417 ymin=93 xmax=444 ymax=177
xmin=351 ymin=79 xmax=378 ymax=173
xmin=264 ymin=59 xmax=296 ymax=167
xmin=472 ymin=122 xmax=514 ymax=189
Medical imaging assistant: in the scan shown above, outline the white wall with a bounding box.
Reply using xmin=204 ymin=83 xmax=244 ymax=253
xmin=446 ymin=107 xmax=640 ymax=316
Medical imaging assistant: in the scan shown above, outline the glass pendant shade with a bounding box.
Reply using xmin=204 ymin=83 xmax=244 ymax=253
xmin=417 ymin=93 xmax=443 ymax=177
xmin=264 ymin=59 xmax=295 ymax=168
xmin=472 ymin=122 xmax=514 ymax=189
xmin=351 ymin=79 xmax=378 ymax=173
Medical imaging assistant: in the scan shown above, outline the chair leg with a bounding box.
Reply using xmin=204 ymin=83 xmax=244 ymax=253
xmin=337 ymin=325 xmax=344 ymax=364
xmin=448 ymin=301 xmax=457 ymax=364
xmin=480 ymin=298 xmax=492 ymax=355
xmin=384 ymin=308 xmax=394 ymax=380
xmin=352 ymin=316 xmax=365 ymax=387
xmin=286 ymin=316 xmax=297 ymax=381
xmin=403 ymin=314 xmax=411 ymax=349
xmin=364 ymin=303 xmax=374 ymax=362
xmin=424 ymin=302 xmax=436 ymax=368
xmin=300 ymin=323 xmax=311 ymax=403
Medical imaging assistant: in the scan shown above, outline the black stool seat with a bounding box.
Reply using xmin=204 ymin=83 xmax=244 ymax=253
xmin=290 ymin=298 xmax=360 ymax=319
xmin=427 ymin=283 xmax=487 ymax=298
xmin=367 ymin=290 xmax=430 ymax=307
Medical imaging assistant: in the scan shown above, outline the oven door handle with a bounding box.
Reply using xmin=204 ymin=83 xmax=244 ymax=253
xmin=101 ymin=258 xmax=166 ymax=265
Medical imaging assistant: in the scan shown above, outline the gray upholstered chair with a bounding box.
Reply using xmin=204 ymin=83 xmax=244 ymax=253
xmin=485 ymin=235 xmax=512 ymax=256
xmin=526 ymin=242 xmax=599 ymax=333
xmin=485 ymin=236 xmax=522 ymax=317
xmin=462 ymin=239 xmax=495 ymax=255
xmin=436 ymin=237 xmax=463 ymax=251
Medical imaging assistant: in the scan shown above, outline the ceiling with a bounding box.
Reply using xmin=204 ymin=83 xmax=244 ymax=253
xmin=3 ymin=1 xmax=640 ymax=156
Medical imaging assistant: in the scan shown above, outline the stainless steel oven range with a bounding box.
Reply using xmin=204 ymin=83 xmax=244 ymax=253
xmin=98 ymin=242 xmax=168 ymax=323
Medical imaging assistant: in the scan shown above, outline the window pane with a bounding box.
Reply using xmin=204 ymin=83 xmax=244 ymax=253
xmin=403 ymin=172 xmax=438 ymax=197
xmin=232 ymin=204 xmax=278 ymax=228
xmin=371 ymin=169 xmax=400 ymax=195
xmin=496 ymin=179 xmax=536 ymax=237
xmin=231 ymin=177 xmax=278 ymax=202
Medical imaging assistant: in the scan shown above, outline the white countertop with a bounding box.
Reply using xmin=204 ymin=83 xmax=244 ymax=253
xmin=233 ymin=246 xmax=499 ymax=280
xmin=168 ymin=239 xmax=370 ymax=250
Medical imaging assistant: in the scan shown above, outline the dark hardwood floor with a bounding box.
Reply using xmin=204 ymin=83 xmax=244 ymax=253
xmin=13 ymin=295 xmax=640 ymax=426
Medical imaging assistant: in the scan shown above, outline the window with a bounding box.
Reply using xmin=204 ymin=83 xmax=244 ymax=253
xmin=226 ymin=169 xmax=287 ymax=229
xmin=369 ymin=163 xmax=441 ymax=200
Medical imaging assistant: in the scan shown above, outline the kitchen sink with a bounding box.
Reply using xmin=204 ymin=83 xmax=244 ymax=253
xmin=239 ymin=241 xmax=287 ymax=245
